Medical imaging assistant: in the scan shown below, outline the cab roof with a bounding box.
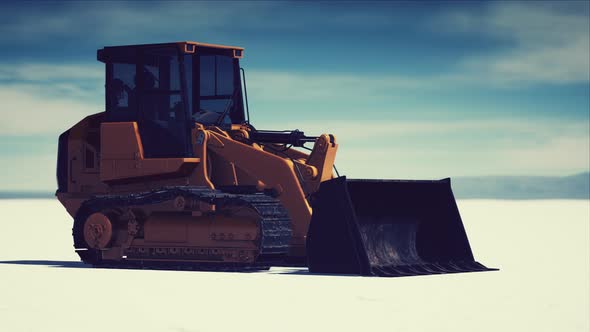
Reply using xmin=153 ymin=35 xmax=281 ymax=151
xmin=97 ymin=41 xmax=244 ymax=62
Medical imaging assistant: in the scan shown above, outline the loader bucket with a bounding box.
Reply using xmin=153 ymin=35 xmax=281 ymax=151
xmin=306 ymin=176 xmax=494 ymax=277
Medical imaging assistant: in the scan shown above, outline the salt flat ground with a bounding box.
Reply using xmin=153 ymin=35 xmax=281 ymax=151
xmin=0 ymin=199 xmax=588 ymax=332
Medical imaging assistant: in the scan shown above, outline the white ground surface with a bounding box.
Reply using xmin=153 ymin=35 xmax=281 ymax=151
xmin=0 ymin=199 xmax=588 ymax=332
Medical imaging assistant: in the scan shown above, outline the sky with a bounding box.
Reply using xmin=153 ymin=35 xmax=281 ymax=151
xmin=0 ymin=1 xmax=588 ymax=191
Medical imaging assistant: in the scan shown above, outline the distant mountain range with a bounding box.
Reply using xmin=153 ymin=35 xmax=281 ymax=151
xmin=1 ymin=173 xmax=588 ymax=200
xmin=451 ymin=172 xmax=589 ymax=199
xmin=0 ymin=191 xmax=55 ymax=199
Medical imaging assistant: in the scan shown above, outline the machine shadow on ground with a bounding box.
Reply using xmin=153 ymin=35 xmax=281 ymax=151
xmin=0 ymin=260 xmax=90 ymax=269
xmin=0 ymin=260 xmax=362 ymax=277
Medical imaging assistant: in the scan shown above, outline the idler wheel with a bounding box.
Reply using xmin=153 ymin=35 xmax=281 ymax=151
xmin=83 ymin=213 xmax=113 ymax=249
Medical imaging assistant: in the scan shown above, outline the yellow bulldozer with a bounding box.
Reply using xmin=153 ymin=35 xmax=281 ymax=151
xmin=56 ymin=41 xmax=492 ymax=276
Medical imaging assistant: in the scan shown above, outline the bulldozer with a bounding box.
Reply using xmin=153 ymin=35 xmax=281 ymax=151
xmin=56 ymin=41 xmax=493 ymax=277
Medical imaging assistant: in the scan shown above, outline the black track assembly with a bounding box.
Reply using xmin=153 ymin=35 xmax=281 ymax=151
xmin=73 ymin=186 xmax=292 ymax=271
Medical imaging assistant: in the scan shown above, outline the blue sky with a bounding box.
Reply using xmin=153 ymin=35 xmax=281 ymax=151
xmin=0 ymin=1 xmax=588 ymax=191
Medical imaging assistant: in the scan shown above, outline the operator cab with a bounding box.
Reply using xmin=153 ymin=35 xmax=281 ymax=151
xmin=98 ymin=41 xmax=246 ymax=158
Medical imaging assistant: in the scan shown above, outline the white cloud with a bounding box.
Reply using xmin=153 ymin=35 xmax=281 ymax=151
xmin=261 ymin=119 xmax=589 ymax=141
xmin=0 ymin=153 xmax=57 ymax=191
xmin=0 ymin=85 xmax=100 ymax=136
xmin=334 ymin=134 xmax=590 ymax=179
xmin=0 ymin=3 xmax=247 ymax=41
xmin=269 ymin=118 xmax=590 ymax=179
xmin=0 ymin=62 xmax=104 ymax=136
xmin=2 ymin=2 xmax=586 ymax=91
xmin=0 ymin=63 xmax=103 ymax=81
xmin=248 ymin=70 xmax=426 ymax=102
xmin=502 ymin=136 xmax=590 ymax=174
xmin=0 ymin=2 xmax=394 ymax=44
xmin=435 ymin=2 xmax=590 ymax=85
xmin=0 ymin=63 xmax=104 ymax=103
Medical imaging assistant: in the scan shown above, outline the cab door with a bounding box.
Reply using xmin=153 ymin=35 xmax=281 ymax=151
xmin=137 ymin=46 xmax=192 ymax=158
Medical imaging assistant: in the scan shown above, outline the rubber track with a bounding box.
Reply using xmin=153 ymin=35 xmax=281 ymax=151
xmin=73 ymin=186 xmax=292 ymax=270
